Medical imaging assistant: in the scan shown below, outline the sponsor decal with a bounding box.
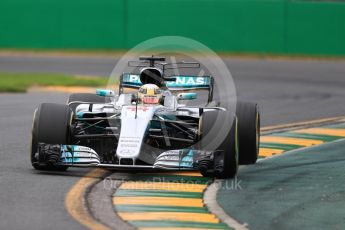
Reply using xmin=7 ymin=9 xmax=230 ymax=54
xmin=127 ymin=106 xmax=149 ymax=112
xmin=120 ymin=144 xmax=137 ymax=148
xmin=123 ymin=74 xmax=209 ymax=87
xmin=120 ymin=137 xmax=140 ymax=143
xmin=129 ymin=74 xmax=139 ymax=83
xmin=119 ymin=149 xmax=135 ymax=155
xmin=169 ymin=76 xmax=207 ymax=86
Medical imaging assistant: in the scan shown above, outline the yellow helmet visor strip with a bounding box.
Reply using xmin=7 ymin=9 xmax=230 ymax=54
xmin=146 ymin=88 xmax=155 ymax=96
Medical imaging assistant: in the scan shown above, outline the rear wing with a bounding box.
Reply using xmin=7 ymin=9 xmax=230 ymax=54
xmin=120 ymin=73 xmax=212 ymax=90
xmin=119 ymin=73 xmax=214 ymax=102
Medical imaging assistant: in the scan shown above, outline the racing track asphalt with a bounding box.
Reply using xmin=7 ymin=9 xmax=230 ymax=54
xmin=0 ymin=92 xmax=90 ymax=230
xmin=0 ymin=55 xmax=345 ymax=229
xmin=1 ymin=55 xmax=345 ymax=125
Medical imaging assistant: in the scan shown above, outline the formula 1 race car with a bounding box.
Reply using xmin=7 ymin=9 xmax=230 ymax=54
xmin=30 ymin=56 xmax=260 ymax=178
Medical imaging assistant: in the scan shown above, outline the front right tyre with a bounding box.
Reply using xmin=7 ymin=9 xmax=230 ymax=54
xmin=30 ymin=103 xmax=72 ymax=170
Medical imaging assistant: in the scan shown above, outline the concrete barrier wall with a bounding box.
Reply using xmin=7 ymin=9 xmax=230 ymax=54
xmin=0 ymin=0 xmax=344 ymax=56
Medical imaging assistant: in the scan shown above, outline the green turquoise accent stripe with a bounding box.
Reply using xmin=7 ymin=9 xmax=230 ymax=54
xmin=275 ymin=132 xmax=341 ymax=142
xmin=115 ymin=189 xmax=203 ymax=198
xmin=260 ymin=142 xmax=302 ymax=151
xmin=115 ymin=204 xmax=208 ymax=213
xmin=129 ymin=220 xmax=230 ymax=229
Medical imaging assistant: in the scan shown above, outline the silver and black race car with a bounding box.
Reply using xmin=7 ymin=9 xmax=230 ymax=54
xmin=30 ymin=56 xmax=260 ymax=178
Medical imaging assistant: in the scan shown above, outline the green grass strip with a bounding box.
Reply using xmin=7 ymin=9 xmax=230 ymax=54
xmin=114 ymin=189 xmax=203 ymax=198
xmin=129 ymin=220 xmax=231 ymax=229
xmin=275 ymin=132 xmax=341 ymax=142
xmin=0 ymin=72 xmax=108 ymax=92
xmin=115 ymin=204 xmax=208 ymax=213
xmin=323 ymin=123 xmax=345 ymax=129
xmin=260 ymin=142 xmax=302 ymax=151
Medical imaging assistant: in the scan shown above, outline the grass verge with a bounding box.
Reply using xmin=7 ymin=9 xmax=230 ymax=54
xmin=0 ymin=72 xmax=108 ymax=92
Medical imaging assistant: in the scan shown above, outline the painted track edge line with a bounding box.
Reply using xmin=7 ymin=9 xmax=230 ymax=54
xmin=204 ymin=179 xmax=249 ymax=230
xmin=261 ymin=116 xmax=345 ymax=134
xmin=65 ymin=168 xmax=111 ymax=230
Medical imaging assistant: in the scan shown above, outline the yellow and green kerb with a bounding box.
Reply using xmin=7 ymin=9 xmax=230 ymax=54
xmin=113 ymin=171 xmax=231 ymax=230
xmin=113 ymin=122 xmax=345 ymax=230
xmin=259 ymin=123 xmax=345 ymax=158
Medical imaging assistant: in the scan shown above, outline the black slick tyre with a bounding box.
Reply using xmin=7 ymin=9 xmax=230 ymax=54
xmin=30 ymin=103 xmax=72 ymax=170
xmin=199 ymin=110 xmax=239 ymax=179
xmin=236 ymin=102 xmax=260 ymax=165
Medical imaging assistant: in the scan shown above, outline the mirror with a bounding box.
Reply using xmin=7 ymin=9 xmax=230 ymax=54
xmin=177 ymin=92 xmax=197 ymax=100
xmin=96 ymin=89 xmax=115 ymax=97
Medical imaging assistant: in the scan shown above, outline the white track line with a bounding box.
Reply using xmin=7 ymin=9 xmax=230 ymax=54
xmin=204 ymin=179 xmax=249 ymax=230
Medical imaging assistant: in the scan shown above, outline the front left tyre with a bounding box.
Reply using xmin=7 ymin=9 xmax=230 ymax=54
xmin=236 ymin=102 xmax=260 ymax=165
xmin=30 ymin=103 xmax=73 ymax=170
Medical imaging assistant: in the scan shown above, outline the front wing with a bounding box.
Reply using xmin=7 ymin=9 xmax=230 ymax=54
xmin=35 ymin=143 xmax=223 ymax=173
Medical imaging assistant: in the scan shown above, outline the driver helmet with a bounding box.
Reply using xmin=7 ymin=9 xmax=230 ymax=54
xmin=138 ymin=84 xmax=163 ymax=104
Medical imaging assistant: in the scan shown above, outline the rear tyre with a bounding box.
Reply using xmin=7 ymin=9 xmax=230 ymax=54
xmin=67 ymin=93 xmax=111 ymax=113
xmin=30 ymin=103 xmax=73 ymax=170
xmin=199 ymin=110 xmax=238 ymax=179
xmin=236 ymin=102 xmax=260 ymax=165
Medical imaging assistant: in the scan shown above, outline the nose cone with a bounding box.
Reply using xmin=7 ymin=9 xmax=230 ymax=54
xmin=116 ymin=105 xmax=156 ymax=159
